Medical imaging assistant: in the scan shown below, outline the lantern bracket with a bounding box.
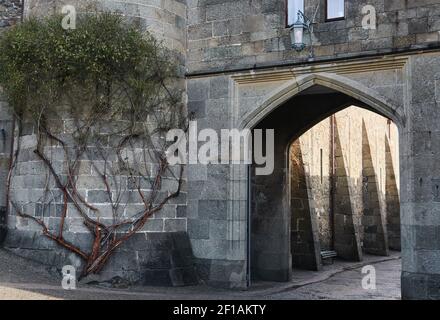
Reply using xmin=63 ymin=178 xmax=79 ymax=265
xmin=289 ymin=9 xmax=316 ymax=58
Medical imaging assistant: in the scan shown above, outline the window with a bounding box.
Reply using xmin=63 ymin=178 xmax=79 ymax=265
xmin=287 ymin=0 xmax=304 ymax=26
xmin=326 ymin=0 xmax=345 ymax=21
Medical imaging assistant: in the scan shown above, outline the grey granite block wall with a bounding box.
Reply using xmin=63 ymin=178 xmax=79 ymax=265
xmin=187 ymin=0 xmax=440 ymax=74
xmin=1 ymin=0 xmax=194 ymax=286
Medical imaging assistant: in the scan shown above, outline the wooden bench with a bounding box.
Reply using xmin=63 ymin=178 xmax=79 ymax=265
xmin=321 ymin=250 xmax=337 ymax=265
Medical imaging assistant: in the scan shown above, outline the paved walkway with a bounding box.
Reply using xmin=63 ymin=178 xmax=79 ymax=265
xmin=0 ymin=249 xmax=401 ymax=300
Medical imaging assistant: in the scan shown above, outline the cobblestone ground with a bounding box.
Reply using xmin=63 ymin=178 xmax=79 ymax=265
xmin=0 ymin=249 xmax=401 ymax=300
xmin=270 ymin=258 xmax=401 ymax=300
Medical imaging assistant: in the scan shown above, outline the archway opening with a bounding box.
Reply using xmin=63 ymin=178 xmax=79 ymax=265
xmin=249 ymin=84 xmax=401 ymax=284
xmin=289 ymin=106 xmax=400 ymax=271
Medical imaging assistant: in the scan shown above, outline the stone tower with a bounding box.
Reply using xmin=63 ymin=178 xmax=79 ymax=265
xmin=2 ymin=0 xmax=196 ymax=287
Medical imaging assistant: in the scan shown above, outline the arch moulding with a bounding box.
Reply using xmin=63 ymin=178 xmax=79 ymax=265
xmin=238 ymin=72 xmax=406 ymax=131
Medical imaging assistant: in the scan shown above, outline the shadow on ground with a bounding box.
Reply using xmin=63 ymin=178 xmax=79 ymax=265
xmin=0 ymin=249 xmax=401 ymax=300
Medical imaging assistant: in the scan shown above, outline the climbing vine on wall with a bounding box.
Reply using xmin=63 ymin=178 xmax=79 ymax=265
xmin=0 ymin=13 xmax=186 ymax=277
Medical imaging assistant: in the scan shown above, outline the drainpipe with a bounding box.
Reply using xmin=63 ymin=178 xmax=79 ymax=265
xmin=5 ymin=118 xmax=16 ymax=209
xmin=21 ymin=0 xmax=25 ymax=22
xmin=329 ymin=115 xmax=336 ymax=251
xmin=246 ymin=164 xmax=252 ymax=287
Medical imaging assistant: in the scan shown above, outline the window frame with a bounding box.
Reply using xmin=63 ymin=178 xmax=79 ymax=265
xmin=285 ymin=0 xmax=305 ymax=27
xmin=325 ymin=0 xmax=345 ymax=22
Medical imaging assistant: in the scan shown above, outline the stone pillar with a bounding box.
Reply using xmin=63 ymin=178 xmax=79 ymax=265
xmin=186 ymin=75 xmax=248 ymax=289
xmin=251 ymin=139 xmax=291 ymax=281
xmin=401 ymin=54 xmax=440 ymax=300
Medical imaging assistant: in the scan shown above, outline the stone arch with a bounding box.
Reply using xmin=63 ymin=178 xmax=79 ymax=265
xmin=247 ymin=72 xmax=403 ymax=282
xmin=240 ymin=72 xmax=405 ymax=131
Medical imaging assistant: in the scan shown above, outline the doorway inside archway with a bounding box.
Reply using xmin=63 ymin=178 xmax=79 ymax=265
xmin=249 ymin=84 xmax=401 ymax=282
xmin=289 ymin=106 xmax=400 ymax=271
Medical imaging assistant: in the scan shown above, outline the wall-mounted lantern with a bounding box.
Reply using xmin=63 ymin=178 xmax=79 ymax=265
xmin=289 ymin=10 xmax=314 ymax=57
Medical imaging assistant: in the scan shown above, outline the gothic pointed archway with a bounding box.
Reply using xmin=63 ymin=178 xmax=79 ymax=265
xmin=244 ymin=73 xmax=404 ymax=282
xmin=241 ymin=73 xmax=405 ymax=131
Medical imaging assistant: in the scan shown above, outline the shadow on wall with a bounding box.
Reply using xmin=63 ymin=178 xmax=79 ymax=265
xmin=290 ymin=107 xmax=400 ymax=271
xmin=385 ymin=133 xmax=401 ymax=251
xmin=361 ymin=120 xmax=389 ymax=256
xmin=0 ymin=206 xmax=6 ymax=244
xmin=333 ymin=118 xmax=362 ymax=262
xmin=290 ymin=140 xmax=321 ymax=271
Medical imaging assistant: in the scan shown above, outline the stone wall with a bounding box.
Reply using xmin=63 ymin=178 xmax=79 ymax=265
xmin=4 ymin=107 xmax=193 ymax=286
xmin=0 ymin=0 xmax=21 ymax=29
xmin=1 ymin=0 xmax=196 ymax=286
xmin=186 ymin=0 xmax=440 ymax=74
